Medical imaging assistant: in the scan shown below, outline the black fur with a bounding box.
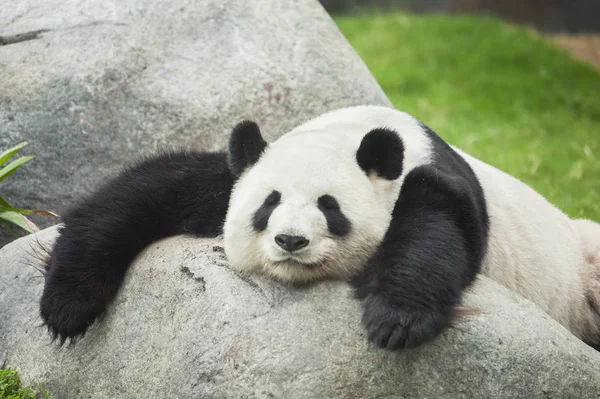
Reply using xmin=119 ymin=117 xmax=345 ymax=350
xmin=228 ymin=120 xmax=268 ymax=177
xmin=40 ymin=151 xmax=234 ymax=343
xmin=351 ymin=125 xmax=489 ymax=350
xmin=356 ymin=128 xmax=404 ymax=180
xmin=317 ymin=195 xmax=351 ymax=236
xmin=421 ymin=122 xmax=489 ymax=287
xmin=252 ymin=190 xmax=281 ymax=232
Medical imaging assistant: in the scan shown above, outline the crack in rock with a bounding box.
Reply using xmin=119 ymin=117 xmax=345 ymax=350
xmin=0 ymin=29 xmax=49 ymax=46
xmin=179 ymin=265 xmax=206 ymax=292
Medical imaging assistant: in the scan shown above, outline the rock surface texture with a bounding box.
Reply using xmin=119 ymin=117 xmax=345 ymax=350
xmin=0 ymin=0 xmax=390 ymax=245
xmin=1 ymin=226 xmax=600 ymax=399
xmin=2 ymin=0 xmax=600 ymax=397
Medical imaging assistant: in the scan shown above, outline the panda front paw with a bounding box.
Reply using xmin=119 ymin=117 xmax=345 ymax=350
xmin=361 ymin=294 xmax=452 ymax=350
xmin=40 ymin=286 xmax=105 ymax=344
xmin=40 ymin=261 xmax=108 ymax=344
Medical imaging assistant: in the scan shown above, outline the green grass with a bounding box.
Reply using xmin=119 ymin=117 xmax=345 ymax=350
xmin=335 ymin=13 xmax=600 ymax=220
xmin=0 ymin=368 xmax=48 ymax=399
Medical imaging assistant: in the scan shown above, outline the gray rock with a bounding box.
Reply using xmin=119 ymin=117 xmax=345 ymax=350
xmin=1 ymin=226 xmax=600 ymax=399
xmin=0 ymin=0 xmax=390 ymax=246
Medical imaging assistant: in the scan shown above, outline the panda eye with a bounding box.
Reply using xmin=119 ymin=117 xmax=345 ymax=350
xmin=264 ymin=190 xmax=281 ymax=206
xmin=318 ymin=195 xmax=340 ymax=210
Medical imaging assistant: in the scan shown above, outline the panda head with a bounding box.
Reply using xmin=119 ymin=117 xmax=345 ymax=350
xmin=223 ymin=120 xmax=404 ymax=282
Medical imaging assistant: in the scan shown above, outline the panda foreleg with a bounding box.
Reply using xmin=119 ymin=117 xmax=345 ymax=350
xmin=351 ymin=165 xmax=487 ymax=350
xmin=40 ymin=151 xmax=234 ymax=344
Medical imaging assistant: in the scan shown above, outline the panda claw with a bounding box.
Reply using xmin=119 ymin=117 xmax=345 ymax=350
xmin=44 ymin=321 xmax=86 ymax=347
xmin=367 ymin=323 xmax=393 ymax=348
xmin=361 ymin=294 xmax=451 ymax=350
xmin=386 ymin=326 xmax=408 ymax=350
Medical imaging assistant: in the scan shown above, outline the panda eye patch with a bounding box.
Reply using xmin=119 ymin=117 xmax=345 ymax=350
xmin=318 ymin=195 xmax=351 ymax=236
xmin=252 ymin=190 xmax=281 ymax=232
xmin=264 ymin=190 xmax=281 ymax=206
xmin=317 ymin=195 xmax=340 ymax=210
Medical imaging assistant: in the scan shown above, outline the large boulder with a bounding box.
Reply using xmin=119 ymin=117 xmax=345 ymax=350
xmin=0 ymin=0 xmax=390 ymax=246
xmin=1 ymin=226 xmax=600 ymax=398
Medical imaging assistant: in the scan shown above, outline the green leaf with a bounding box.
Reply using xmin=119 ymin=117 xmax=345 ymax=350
xmin=0 ymin=204 xmax=32 ymax=214
xmin=0 ymin=211 xmax=39 ymax=233
xmin=0 ymin=196 xmax=59 ymax=218
xmin=0 ymin=196 xmax=11 ymax=208
xmin=0 ymin=141 xmax=28 ymax=167
xmin=0 ymin=156 xmax=34 ymax=183
xmin=0 ymin=206 xmax=58 ymax=217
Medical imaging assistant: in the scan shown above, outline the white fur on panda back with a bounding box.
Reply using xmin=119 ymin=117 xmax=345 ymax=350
xmin=571 ymin=218 xmax=600 ymax=341
xmin=455 ymin=148 xmax=593 ymax=338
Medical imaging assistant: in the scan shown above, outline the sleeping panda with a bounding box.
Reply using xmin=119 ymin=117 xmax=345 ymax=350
xmin=40 ymin=105 xmax=600 ymax=350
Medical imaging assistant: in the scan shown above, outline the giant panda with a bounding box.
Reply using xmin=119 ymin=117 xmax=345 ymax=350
xmin=40 ymin=105 xmax=600 ymax=350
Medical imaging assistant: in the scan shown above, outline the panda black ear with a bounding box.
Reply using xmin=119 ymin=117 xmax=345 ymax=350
xmin=356 ymin=128 xmax=404 ymax=180
xmin=228 ymin=120 xmax=268 ymax=177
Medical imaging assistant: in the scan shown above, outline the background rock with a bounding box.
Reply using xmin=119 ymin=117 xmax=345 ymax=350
xmin=0 ymin=0 xmax=390 ymax=246
xmin=1 ymin=226 xmax=600 ymax=399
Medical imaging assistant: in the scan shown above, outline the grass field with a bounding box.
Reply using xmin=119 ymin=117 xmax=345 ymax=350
xmin=335 ymin=13 xmax=600 ymax=221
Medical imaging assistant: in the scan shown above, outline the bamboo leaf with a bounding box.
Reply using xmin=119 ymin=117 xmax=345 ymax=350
xmin=0 ymin=211 xmax=39 ymax=233
xmin=0 ymin=206 xmax=58 ymax=216
xmin=0 ymin=155 xmax=34 ymax=183
xmin=0 ymin=196 xmax=11 ymax=208
xmin=0 ymin=197 xmax=59 ymax=217
xmin=0 ymin=201 xmax=31 ymax=214
xmin=0 ymin=141 xmax=28 ymax=167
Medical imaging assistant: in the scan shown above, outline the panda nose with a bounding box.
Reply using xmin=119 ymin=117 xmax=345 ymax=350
xmin=274 ymin=234 xmax=310 ymax=252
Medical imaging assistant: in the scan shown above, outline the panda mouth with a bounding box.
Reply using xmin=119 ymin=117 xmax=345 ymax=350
xmin=272 ymin=258 xmax=322 ymax=269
